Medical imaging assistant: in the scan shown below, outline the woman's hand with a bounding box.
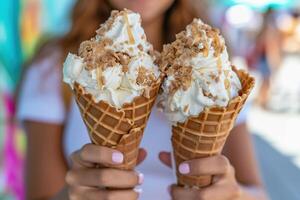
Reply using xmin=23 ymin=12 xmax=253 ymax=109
xmin=66 ymin=144 xmax=146 ymax=200
xmin=159 ymin=152 xmax=242 ymax=200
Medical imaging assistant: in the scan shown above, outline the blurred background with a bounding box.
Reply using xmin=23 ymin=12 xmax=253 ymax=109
xmin=0 ymin=0 xmax=300 ymax=199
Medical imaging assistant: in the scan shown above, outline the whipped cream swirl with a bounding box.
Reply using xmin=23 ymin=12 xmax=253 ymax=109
xmin=159 ymin=19 xmax=241 ymax=124
xmin=63 ymin=9 xmax=160 ymax=108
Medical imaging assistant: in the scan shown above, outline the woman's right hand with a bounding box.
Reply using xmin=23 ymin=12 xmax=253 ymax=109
xmin=66 ymin=144 xmax=146 ymax=200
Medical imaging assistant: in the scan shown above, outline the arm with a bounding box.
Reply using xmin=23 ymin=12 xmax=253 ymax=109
xmin=223 ymin=123 xmax=269 ymax=200
xmin=24 ymin=121 xmax=68 ymax=200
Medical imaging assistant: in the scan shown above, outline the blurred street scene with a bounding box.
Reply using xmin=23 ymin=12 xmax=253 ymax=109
xmin=1 ymin=0 xmax=300 ymax=199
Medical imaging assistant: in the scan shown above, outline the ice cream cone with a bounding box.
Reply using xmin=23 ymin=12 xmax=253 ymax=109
xmin=73 ymin=78 xmax=162 ymax=170
xmin=172 ymin=67 xmax=255 ymax=188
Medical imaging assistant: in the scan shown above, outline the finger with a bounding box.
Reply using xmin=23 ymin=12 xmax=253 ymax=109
xmin=71 ymin=150 xmax=95 ymax=169
xmin=137 ymin=148 xmax=147 ymax=165
xmin=66 ymin=168 xmax=143 ymax=188
xmin=170 ymin=184 xmax=199 ymax=200
xmin=178 ymin=155 xmax=231 ymax=176
xmin=196 ymin=183 xmax=242 ymax=200
xmin=71 ymin=144 xmax=124 ymax=168
xmin=69 ymin=187 xmax=141 ymax=200
xmin=159 ymin=151 xmax=172 ymax=168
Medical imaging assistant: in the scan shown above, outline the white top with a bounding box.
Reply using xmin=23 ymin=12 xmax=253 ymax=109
xmin=17 ymin=53 xmax=248 ymax=200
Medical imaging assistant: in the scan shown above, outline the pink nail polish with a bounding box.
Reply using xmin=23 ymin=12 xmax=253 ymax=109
xmin=179 ymin=163 xmax=190 ymax=174
xmin=134 ymin=188 xmax=143 ymax=194
xmin=138 ymin=172 xmax=144 ymax=184
xmin=112 ymin=152 xmax=124 ymax=164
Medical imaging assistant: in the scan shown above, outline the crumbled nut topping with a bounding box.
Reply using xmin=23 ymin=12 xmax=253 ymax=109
xmin=78 ymin=9 xmax=158 ymax=89
xmin=136 ymin=67 xmax=156 ymax=86
xmin=203 ymin=90 xmax=213 ymax=98
xmin=79 ymin=36 xmax=133 ymax=73
xmin=167 ymin=65 xmax=192 ymax=94
xmin=184 ymin=105 xmax=189 ymax=113
xmin=122 ymin=65 xmax=129 ymax=73
xmin=79 ymin=38 xmax=114 ymax=70
xmin=96 ymin=67 xmax=105 ymax=87
xmin=224 ymin=78 xmax=231 ymax=97
xmin=117 ymin=52 xmax=130 ymax=66
xmin=217 ymin=57 xmax=222 ymax=72
xmin=137 ymin=44 xmax=143 ymax=51
xmin=161 ymin=19 xmax=228 ymax=94
xmin=209 ymin=73 xmax=216 ymax=80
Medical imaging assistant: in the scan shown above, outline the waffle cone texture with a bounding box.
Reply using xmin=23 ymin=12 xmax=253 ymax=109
xmin=172 ymin=67 xmax=255 ymax=188
xmin=73 ymin=78 xmax=162 ymax=170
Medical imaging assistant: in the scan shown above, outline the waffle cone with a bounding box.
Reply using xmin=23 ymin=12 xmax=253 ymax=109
xmin=172 ymin=67 xmax=255 ymax=188
xmin=73 ymin=78 xmax=162 ymax=170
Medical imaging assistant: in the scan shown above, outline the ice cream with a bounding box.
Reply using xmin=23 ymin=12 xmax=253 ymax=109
xmin=159 ymin=19 xmax=242 ymax=124
xmin=63 ymin=9 xmax=160 ymax=108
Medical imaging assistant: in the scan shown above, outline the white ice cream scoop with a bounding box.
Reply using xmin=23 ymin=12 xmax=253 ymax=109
xmin=159 ymin=19 xmax=242 ymax=124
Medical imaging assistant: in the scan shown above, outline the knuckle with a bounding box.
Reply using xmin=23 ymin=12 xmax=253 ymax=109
xmin=192 ymin=159 xmax=203 ymax=169
xmin=219 ymin=155 xmax=230 ymax=166
xmin=70 ymin=151 xmax=78 ymax=163
xmin=187 ymin=159 xmax=203 ymax=175
xmin=65 ymin=171 xmax=76 ymax=185
xmin=70 ymin=151 xmax=79 ymax=164
xmin=97 ymin=151 xmax=105 ymax=161
xmin=80 ymin=144 xmax=91 ymax=159
xmin=218 ymin=155 xmax=231 ymax=172
xmin=98 ymin=170 xmax=109 ymax=186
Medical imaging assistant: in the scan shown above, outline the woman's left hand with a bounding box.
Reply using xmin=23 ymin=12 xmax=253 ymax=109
xmin=159 ymin=152 xmax=242 ymax=200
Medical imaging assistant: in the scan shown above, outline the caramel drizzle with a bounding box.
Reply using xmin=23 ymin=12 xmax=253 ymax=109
xmin=197 ymin=67 xmax=215 ymax=73
xmin=123 ymin=13 xmax=135 ymax=45
xmin=223 ymin=70 xmax=231 ymax=97
xmin=96 ymin=66 xmax=104 ymax=88
xmin=217 ymin=57 xmax=222 ymax=72
xmin=224 ymin=78 xmax=231 ymax=97
xmin=191 ymin=24 xmax=201 ymax=44
xmin=203 ymin=41 xmax=209 ymax=57
xmin=184 ymin=105 xmax=189 ymax=113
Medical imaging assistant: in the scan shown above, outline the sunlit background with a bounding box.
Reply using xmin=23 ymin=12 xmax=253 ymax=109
xmin=1 ymin=0 xmax=300 ymax=199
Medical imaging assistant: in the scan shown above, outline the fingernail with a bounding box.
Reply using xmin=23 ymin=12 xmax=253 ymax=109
xmin=134 ymin=188 xmax=143 ymax=194
xmin=138 ymin=172 xmax=144 ymax=184
xmin=112 ymin=152 xmax=124 ymax=164
xmin=179 ymin=163 xmax=190 ymax=174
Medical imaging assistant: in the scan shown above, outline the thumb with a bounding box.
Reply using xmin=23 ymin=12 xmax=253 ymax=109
xmin=159 ymin=151 xmax=172 ymax=168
